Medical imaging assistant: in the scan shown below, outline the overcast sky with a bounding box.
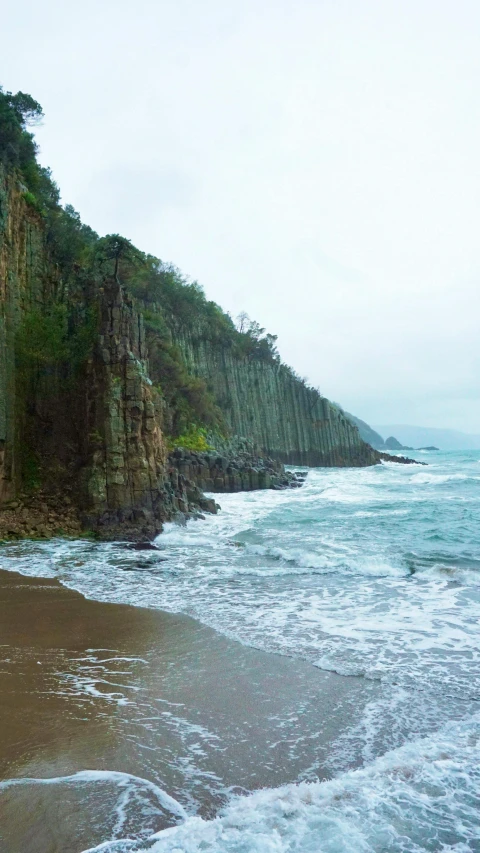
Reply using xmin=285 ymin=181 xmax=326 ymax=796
xmin=3 ymin=1 xmax=480 ymax=430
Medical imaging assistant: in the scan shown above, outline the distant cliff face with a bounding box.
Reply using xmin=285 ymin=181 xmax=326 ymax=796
xmin=163 ymin=328 xmax=379 ymax=468
xmin=344 ymin=412 xmax=386 ymax=451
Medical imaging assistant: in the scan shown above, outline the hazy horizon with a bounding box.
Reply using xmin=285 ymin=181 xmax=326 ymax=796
xmin=3 ymin=0 xmax=480 ymax=431
xmin=373 ymin=423 xmax=480 ymax=451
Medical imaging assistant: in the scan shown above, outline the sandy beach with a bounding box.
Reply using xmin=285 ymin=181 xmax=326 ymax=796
xmin=0 ymin=567 xmax=376 ymax=852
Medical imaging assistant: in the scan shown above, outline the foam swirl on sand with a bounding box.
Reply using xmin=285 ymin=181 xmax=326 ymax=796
xmin=74 ymin=715 xmax=480 ymax=853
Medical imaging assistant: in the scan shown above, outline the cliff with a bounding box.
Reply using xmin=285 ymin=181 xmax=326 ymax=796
xmin=0 ymin=167 xmax=211 ymax=538
xmin=0 ymin=86 xmax=385 ymax=541
xmin=80 ymin=278 xmax=176 ymax=539
xmin=164 ymin=328 xmax=378 ymax=468
xmin=0 ymin=169 xmax=310 ymax=540
xmin=0 ymin=163 xmax=46 ymax=503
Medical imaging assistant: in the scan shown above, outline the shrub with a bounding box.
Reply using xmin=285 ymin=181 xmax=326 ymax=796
xmin=22 ymin=190 xmax=40 ymax=210
xmin=169 ymin=425 xmax=212 ymax=452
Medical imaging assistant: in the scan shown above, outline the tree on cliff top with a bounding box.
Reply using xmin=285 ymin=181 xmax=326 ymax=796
xmin=93 ymin=234 xmax=144 ymax=282
xmin=235 ymin=313 xmax=279 ymax=361
xmin=0 ymin=88 xmax=42 ymax=170
xmin=4 ymin=90 xmax=43 ymax=126
xmin=0 ymin=87 xmax=60 ymax=210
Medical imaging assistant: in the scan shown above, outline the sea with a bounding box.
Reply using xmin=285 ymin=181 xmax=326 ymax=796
xmin=1 ymin=449 xmax=480 ymax=852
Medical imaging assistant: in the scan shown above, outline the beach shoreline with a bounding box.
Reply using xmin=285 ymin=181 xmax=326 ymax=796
xmin=0 ymin=566 xmax=375 ymax=853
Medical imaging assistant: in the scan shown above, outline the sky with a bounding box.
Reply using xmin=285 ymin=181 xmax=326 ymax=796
xmin=3 ymin=0 xmax=480 ymax=431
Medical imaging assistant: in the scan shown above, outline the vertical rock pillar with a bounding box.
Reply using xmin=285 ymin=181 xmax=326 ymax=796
xmin=82 ymin=280 xmax=171 ymax=538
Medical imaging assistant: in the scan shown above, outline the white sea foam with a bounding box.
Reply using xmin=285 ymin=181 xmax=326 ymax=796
xmin=52 ymin=651 xmax=147 ymax=706
xmin=410 ymin=472 xmax=473 ymax=485
xmin=0 ymin=770 xmax=187 ymax=840
xmin=78 ymin=714 xmax=480 ymax=853
xmin=0 ymin=769 xmax=186 ymax=809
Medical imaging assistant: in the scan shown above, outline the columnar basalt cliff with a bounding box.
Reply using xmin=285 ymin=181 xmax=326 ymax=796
xmin=0 ymin=86 xmax=395 ymax=541
xmin=0 ymin=171 xmax=311 ymax=540
xmin=81 ymin=279 xmax=173 ymax=538
xmin=166 ymin=329 xmax=379 ymax=468
xmin=0 ymin=168 xmax=209 ymax=539
xmin=0 ymin=164 xmax=45 ymax=503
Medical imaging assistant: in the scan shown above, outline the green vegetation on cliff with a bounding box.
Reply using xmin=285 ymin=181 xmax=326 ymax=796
xmin=0 ymin=89 xmax=49 ymax=205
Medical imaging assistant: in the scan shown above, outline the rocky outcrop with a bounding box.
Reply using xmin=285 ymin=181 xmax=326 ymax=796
xmin=378 ymin=452 xmax=426 ymax=466
xmin=384 ymin=435 xmax=414 ymax=451
xmin=168 ymin=447 xmax=307 ymax=496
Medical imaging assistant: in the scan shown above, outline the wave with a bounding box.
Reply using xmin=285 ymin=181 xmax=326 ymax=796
xmin=0 ymin=770 xmax=187 ymax=817
xmin=75 ymin=714 xmax=480 ymax=853
xmin=241 ymin=543 xmax=406 ymax=579
xmin=0 ymin=770 xmax=187 ymax=852
xmin=410 ymin=472 xmax=477 ymax=485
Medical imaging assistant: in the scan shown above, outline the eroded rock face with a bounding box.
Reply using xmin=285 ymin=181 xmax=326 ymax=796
xmin=0 ymin=174 xmax=215 ymax=541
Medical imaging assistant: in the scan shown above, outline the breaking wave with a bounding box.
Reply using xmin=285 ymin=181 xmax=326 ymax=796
xmin=73 ymin=714 xmax=480 ymax=853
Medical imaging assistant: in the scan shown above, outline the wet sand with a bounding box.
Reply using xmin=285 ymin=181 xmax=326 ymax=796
xmin=0 ymin=569 xmax=377 ymax=853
